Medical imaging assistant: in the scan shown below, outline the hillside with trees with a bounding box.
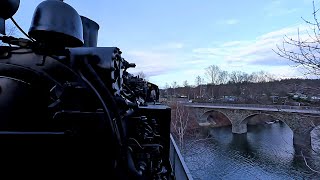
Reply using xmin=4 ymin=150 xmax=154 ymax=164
xmin=161 ymin=78 xmax=320 ymax=106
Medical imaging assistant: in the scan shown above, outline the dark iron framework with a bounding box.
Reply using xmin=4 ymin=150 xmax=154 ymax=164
xmin=0 ymin=0 xmax=172 ymax=179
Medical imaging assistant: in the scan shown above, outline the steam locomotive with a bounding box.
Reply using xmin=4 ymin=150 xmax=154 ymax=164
xmin=0 ymin=0 xmax=171 ymax=179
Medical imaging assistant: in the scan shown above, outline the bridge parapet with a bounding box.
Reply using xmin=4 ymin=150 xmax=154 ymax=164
xmin=183 ymin=103 xmax=320 ymax=112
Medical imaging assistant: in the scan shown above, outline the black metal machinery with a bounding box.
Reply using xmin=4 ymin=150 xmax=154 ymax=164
xmin=0 ymin=0 xmax=171 ymax=179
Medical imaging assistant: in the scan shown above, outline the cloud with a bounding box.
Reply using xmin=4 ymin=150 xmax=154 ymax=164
xmin=258 ymin=25 xmax=307 ymax=40
xmin=123 ymin=24 xmax=316 ymax=86
xmin=221 ymin=41 xmax=250 ymax=47
xmin=268 ymin=65 xmax=319 ymax=79
xmin=217 ymin=19 xmax=239 ymax=25
xmin=193 ymin=24 xmax=310 ymax=66
xmin=126 ymin=51 xmax=176 ymax=75
xmin=125 ymin=49 xmax=194 ymax=77
xmin=302 ymin=0 xmax=313 ymax=4
xmin=144 ymin=42 xmax=185 ymax=51
xmin=162 ymin=42 xmax=184 ymax=49
xmin=225 ymin=19 xmax=239 ymax=25
xmin=264 ymin=0 xmax=299 ymax=17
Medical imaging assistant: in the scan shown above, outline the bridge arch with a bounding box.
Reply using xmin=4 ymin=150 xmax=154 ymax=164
xmin=242 ymin=113 xmax=275 ymax=124
xmin=240 ymin=113 xmax=293 ymax=131
xmin=200 ymin=110 xmax=232 ymax=127
xmin=240 ymin=113 xmax=320 ymax=149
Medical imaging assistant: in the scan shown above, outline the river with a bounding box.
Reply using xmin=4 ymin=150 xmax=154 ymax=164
xmin=183 ymin=122 xmax=320 ymax=180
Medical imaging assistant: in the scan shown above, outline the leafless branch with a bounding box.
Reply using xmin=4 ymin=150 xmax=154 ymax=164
xmin=301 ymin=151 xmax=320 ymax=173
xmin=275 ymin=0 xmax=320 ymax=76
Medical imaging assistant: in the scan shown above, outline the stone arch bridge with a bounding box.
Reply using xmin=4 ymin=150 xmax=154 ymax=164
xmin=184 ymin=103 xmax=320 ymax=148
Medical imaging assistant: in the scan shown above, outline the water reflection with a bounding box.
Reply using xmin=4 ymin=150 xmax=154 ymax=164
xmin=228 ymin=134 xmax=254 ymax=156
xmin=184 ymin=123 xmax=320 ymax=180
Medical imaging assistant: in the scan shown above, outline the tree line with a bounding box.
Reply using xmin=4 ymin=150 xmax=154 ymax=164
xmin=163 ymin=66 xmax=320 ymax=106
xmin=166 ymin=64 xmax=276 ymax=90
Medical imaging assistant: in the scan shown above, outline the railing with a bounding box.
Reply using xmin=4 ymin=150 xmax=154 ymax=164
xmin=182 ymin=102 xmax=320 ymax=111
xmin=169 ymin=134 xmax=193 ymax=180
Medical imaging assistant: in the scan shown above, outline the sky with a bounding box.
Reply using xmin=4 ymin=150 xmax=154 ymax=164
xmin=8 ymin=0 xmax=318 ymax=88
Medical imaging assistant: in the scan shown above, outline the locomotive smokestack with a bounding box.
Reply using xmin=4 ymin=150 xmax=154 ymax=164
xmin=80 ymin=16 xmax=99 ymax=47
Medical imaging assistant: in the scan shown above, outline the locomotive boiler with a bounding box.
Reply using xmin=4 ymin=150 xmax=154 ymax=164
xmin=0 ymin=0 xmax=173 ymax=179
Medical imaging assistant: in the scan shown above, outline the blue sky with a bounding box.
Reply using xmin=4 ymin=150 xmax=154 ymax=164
xmin=10 ymin=0 xmax=316 ymax=87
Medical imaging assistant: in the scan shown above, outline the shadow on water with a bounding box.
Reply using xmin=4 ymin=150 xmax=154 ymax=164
xmin=291 ymin=148 xmax=310 ymax=169
xmin=228 ymin=134 xmax=254 ymax=156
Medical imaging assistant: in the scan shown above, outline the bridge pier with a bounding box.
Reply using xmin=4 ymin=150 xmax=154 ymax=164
xmin=293 ymin=131 xmax=311 ymax=149
xmin=232 ymin=123 xmax=247 ymax=134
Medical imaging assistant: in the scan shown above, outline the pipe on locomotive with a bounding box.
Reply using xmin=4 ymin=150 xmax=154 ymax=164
xmin=80 ymin=16 xmax=99 ymax=47
xmin=79 ymin=10 xmax=144 ymax=178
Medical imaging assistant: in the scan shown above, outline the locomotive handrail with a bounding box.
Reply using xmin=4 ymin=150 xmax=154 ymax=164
xmin=169 ymin=134 xmax=193 ymax=180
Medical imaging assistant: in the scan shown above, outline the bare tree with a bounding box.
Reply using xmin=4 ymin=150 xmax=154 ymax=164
xmin=164 ymin=82 xmax=170 ymax=98
xmin=229 ymin=71 xmax=248 ymax=84
xmin=217 ymin=70 xmax=229 ymax=84
xmin=242 ymin=72 xmax=250 ymax=82
xmin=195 ymin=75 xmax=203 ymax=97
xmin=205 ymin=65 xmax=221 ymax=85
xmin=164 ymin=82 xmax=170 ymax=90
xmin=183 ymin=80 xmax=191 ymax=99
xmin=249 ymin=71 xmax=275 ymax=83
xmin=183 ymin=80 xmax=189 ymax=87
xmin=195 ymin=75 xmax=201 ymax=86
xmin=136 ymin=71 xmax=147 ymax=80
xmin=0 ymin=22 xmax=17 ymax=46
xmin=275 ymin=1 xmax=320 ymax=76
xmin=6 ymin=24 xmax=16 ymax=36
xmin=171 ymin=81 xmax=178 ymax=97
xmin=171 ymin=101 xmax=190 ymax=150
